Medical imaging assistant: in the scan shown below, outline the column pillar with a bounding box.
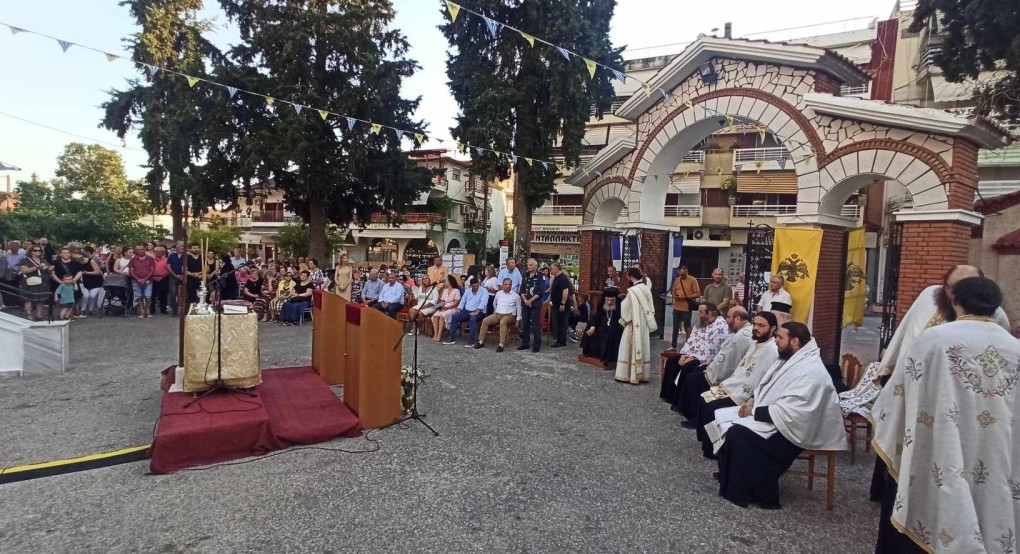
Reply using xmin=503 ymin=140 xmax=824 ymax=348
xmin=811 ymin=225 xmax=850 ymax=367
xmin=637 ymin=228 xmax=668 ymax=339
xmin=577 ymin=227 xmax=616 ymax=295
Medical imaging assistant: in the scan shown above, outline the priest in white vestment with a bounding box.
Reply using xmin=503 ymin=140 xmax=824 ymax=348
xmin=616 ymin=267 xmax=657 ymax=384
xmin=873 ymin=277 xmax=1020 ymax=553
xmin=717 ymin=322 xmax=847 ymax=508
xmin=676 ymin=307 xmax=754 ymax=422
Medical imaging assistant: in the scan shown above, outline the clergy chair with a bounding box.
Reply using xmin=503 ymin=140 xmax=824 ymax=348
xmin=840 ymin=354 xmax=864 ymax=389
xmin=841 ymin=355 xmax=877 ymax=465
xmin=787 ymin=450 xmax=837 ymax=510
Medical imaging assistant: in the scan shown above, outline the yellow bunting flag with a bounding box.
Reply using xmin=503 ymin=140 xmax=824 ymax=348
xmin=842 ymin=227 xmax=867 ymax=329
xmin=802 ymin=151 xmax=815 ymax=163
xmin=641 ymin=83 xmax=652 ymax=98
xmin=524 ymin=158 xmax=533 ymax=167
xmin=104 ymin=53 xmax=118 ymax=62
xmin=684 ymin=100 xmax=693 ymax=110
xmin=583 ymin=58 xmax=597 ymax=78
xmin=755 ymin=161 xmax=763 ymax=174
xmin=725 ymin=115 xmax=734 ymax=127
xmin=414 ymin=133 xmax=424 ymax=144
xmin=519 ymin=31 xmax=535 ymax=47
xmin=771 ymin=227 xmax=823 ymax=324
xmin=9 ymin=26 xmax=24 ymax=35
xmin=318 ymin=109 xmax=329 ymax=120
xmin=758 ymin=128 xmax=766 ymax=143
xmin=185 ymin=75 xmax=199 ymax=87
xmin=445 ymin=1 xmax=461 ymax=22
xmin=716 ymin=167 xmax=723 ymax=176
xmin=371 ymin=123 xmax=382 ymax=135
xmin=265 ymin=97 xmax=275 ymax=106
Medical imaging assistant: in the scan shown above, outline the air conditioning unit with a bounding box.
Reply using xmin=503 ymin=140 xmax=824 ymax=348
xmin=459 ymin=204 xmax=473 ymax=216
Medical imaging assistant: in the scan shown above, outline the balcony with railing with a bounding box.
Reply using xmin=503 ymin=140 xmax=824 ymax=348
xmin=839 ymin=82 xmax=871 ymax=99
xmin=732 ymin=147 xmax=794 ymax=172
xmin=680 ymin=150 xmax=705 ymax=164
xmin=663 ymin=204 xmax=703 ymax=226
xmin=361 ymin=212 xmax=445 ymax=231
xmin=730 ymin=204 xmax=862 ymax=226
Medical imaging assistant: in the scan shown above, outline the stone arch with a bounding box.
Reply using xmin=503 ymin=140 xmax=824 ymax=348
xmin=626 ymin=89 xmax=824 ymax=224
xmin=582 ymin=178 xmax=630 ymax=226
xmin=814 ymin=142 xmax=953 ymax=216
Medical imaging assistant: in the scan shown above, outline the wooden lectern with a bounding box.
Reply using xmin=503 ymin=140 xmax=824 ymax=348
xmin=344 ymin=303 xmax=402 ymax=428
xmin=311 ymin=290 xmax=348 ymax=385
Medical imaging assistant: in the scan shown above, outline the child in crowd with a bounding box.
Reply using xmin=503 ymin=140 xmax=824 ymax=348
xmin=55 ymin=275 xmax=77 ymax=320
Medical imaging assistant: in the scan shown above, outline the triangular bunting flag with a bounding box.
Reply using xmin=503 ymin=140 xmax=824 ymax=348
xmin=414 ymin=133 xmax=425 ymax=144
xmin=716 ymin=167 xmax=723 ymax=176
xmin=778 ymin=157 xmax=787 ymax=170
xmin=483 ymin=17 xmax=500 ymax=39
xmin=758 ymin=128 xmax=766 ymax=143
xmin=555 ymin=47 xmax=571 ymax=61
xmin=318 ymin=110 xmax=328 ymax=120
xmin=802 ymin=151 xmax=815 ymax=163
xmin=583 ymin=58 xmax=597 ymax=78
xmin=445 ymin=1 xmax=461 ymax=23
xmin=346 ymin=117 xmax=356 ymax=131
xmin=740 ymin=123 xmax=747 ymax=133
xmin=610 ymin=69 xmax=627 ymax=83
xmin=265 ymin=97 xmax=275 ymax=106
xmin=293 ymin=104 xmax=303 ymax=115
xmin=641 ymin=84 xmax=652 ymax=98
xmin=475 ymin=146 xmax=484 ymax=157
xmin=393 ymin=128 xmax=403 ymax=141
xmin=104 ymin=53 xmax=118 ymax=62
xmin=9 ymin=26 xmax=24 ymax=35
xmin=371 ymin=123 xmax=382 ymax=135
xmin=698 ymin=169 xmax=705 ymax=178
xmin=227 ymin=86 xmax=239 ymax=99
xmin=519 ymin=31 xmax=535 ymax=47
xmin=57 ymin=40 xmax=72 ymax=53
xmin=185 ymin=75 xmax=200 ymax=88
xmin=660 ymin=89 xmax=669 ymax=101
xmin=755 ymin=161 xmax=764 ymax=174
xmin=146 ymin=65 xmax=159 ymax=77
xmin=511 ymin=155 xmax=518 ymax=165
xmin=524 ymin=158 xmax=533 ymax=167
xmin=734 ymin=164 xmax=742 ymax=176
xmin=542 ymin=161 xmax=549 ymax=171
xmin=725 ymin=115 xmax=734 ymax=127
xmin=595 ymin=171 xmax=603 ymax=178
xmin=684 ymin=100 xmax=693 ymax=110
xmin=557 ymin=164 xmax=567 ymax=174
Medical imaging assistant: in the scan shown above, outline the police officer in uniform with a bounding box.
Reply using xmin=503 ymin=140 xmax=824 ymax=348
xmin=517 ymin=257 xmax=548 ymax=353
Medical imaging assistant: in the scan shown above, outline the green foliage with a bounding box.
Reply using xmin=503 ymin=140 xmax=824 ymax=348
xmin=0 ymin=176 xmax=157 ymax=246
xmin=273 ymin=223 xmax=344 ymax=260
xmin=55 ymin=143 xmax=147 ymax=208
xmin=187 ymin=224 xmax=241 ymax=255
xmin=720 ymin=176 xmax=738 ymax=195
xmin=911 ymin=1 xmax=1020 ymax=123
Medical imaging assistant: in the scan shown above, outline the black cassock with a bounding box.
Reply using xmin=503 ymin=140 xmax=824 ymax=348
xmin=580 ymin=303 xmax=623 ymax=367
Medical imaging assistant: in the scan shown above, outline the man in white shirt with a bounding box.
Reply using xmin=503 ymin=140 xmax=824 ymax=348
xmin=474 ymin=278 xmax=522 ymax=352
xmin=756 ymin=275 xmax=792 ymax=313
xmin=375 ymin=271 xmax=405 ymax=319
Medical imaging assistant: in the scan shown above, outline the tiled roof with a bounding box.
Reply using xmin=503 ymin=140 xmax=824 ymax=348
xmin=975 ymin=189 xmax=1020 ymax=215
xmin=991 ymin=228 xmax=1020 ymax=254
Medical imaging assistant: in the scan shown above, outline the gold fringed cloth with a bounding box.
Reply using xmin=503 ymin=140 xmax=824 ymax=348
xmin=183 ymin=311 xmax=262 ymax=392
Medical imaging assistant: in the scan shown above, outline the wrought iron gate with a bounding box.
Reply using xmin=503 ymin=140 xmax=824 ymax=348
xmin=879 ymin=222 xmax=904 ymax=352
xmin=742 ymin=224 xmax=774 ymax=312
xmin=618 ymin=230 xmax=641 ymax=269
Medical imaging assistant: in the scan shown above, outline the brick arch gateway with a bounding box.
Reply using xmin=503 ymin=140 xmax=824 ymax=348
xmin=569 ymin=36 xmax=1012 ymax=366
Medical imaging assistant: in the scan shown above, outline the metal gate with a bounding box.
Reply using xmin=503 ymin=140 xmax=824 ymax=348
xmin=879 ymin=222 xmax=904 ymax=352
xmin=618 ymin=230 xmax=641 ymax=270
xmin=742 ymin=224 xmax=774 ymax=312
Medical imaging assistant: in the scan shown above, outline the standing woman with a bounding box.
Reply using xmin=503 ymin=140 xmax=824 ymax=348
xmin=219 ymin=253 xmax=237 ymax=300
xmin=431 ymin=274 xmax=461 ymax=342
xmin=205 ymin=250 xmax=221 ymax=302
xmin=79 ymin=246 xmax=106 ymax=316
xmin=114 ymin=247 xmax=133 ymax=275
xmin=334 ymin=253 xmax=353 ymax=301
xmin=107 ymin=245 xmax=123 ymax=273
xmin=19 ymin=245 xmax=50 ymax=321
xmin=482 ymin=265 xmax=499 ymax=315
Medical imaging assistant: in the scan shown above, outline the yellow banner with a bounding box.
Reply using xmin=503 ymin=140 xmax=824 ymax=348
xmin=771 ymin=227 xmax=823 ymax=323
xmin=842 ymin=227 xmax=867 ymax=329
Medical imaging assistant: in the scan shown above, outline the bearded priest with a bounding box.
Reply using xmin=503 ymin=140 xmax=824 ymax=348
xmin=615 ymin=267 xmax=658 ymax=384
xmin=872 ymin=277 xmax=1020 ymax=553
xmin=717 ymin=322 xmax=847 ymax=509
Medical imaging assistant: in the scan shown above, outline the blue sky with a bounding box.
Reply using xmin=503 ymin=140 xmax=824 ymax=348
xmin=0 ymin=0 xmax=894 ymax=185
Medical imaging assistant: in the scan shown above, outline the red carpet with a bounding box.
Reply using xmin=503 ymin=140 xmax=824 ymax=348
xmin=150 ymin=366 xmax=361 ymax=474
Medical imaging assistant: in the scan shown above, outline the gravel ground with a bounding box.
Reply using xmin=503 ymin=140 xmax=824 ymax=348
xmin=0 ymin=313 xmax=884 ymax=553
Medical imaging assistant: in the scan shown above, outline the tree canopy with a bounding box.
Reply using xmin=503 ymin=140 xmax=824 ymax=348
xmin=441 ymin=0 xmax=621 ymax=255
xmin=912 ymin=0 xmax=1020 ymax=123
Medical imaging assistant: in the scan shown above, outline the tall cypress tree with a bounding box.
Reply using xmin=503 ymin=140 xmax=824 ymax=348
xmin=102 ymin=0 xmax=224 ymax=240
xmin=441 ymin=0 xmax=621 ymax=256
xmin=216 ymin=0 xmax=434 ymax=260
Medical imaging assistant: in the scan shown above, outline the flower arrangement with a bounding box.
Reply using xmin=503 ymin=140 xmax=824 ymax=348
xmin=400 ymin=364 xmax=429 ymax=414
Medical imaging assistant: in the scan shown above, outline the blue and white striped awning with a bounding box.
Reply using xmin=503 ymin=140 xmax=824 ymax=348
xmin=0 ymin=160 xmax=20 ymax=172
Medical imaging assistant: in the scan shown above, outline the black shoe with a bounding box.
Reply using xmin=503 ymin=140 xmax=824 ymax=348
xmin=472 ymin=342 xmax=483 ymax=349
xmin=517 ymin=344 xmax=530 ymax=351
xmin=568 ymin=335 xmax=579 ymax=343
xmin=713 ymin=472 xmax=720 ymax=482
xmin=680 ymin=420 xmax=697 ymax=430
xmin=532 ymin=347 xmax=540 ymax=353
xmin=551 ymin=342 xmax=566 ymax=348
xmin=496 ymin=345 xmax=504 ymax=353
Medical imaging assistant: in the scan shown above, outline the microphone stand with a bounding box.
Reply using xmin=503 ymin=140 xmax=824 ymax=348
xmin=391 ymin=280 xmax=439 ymax=436
xmin=184 ymin=271 xmax=256 ymax=408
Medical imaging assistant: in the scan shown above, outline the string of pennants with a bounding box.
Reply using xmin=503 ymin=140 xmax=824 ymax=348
xmin=0 ymin=20 xmax=593 ymax=177
xmin=443 ymin=1 xmax=819 ymax=169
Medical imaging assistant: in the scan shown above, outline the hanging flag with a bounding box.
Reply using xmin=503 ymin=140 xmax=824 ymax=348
xmin=57 ymin=40 xmax=73 ymax=53
xmin=555 ymin=47 xmax=571 ymax=61
xmin=755 ymin=161 xmax=763 ymax=174
xmin=445 ymin=1 xmax=461 ymax=22
xmin=758 ymin=128 xmax=766 ymax=143
xmin=583 ymin=58 xmax=597 ymax=78
xmin=265 ymin=97 xmax=275 ymax=106
xmin=185 ymin=75 xmax=200 ymax=88
xmin=777 ymin=157 xmax=787 ymax=170
xmin=641 ymin=83 xmax=652 ymax=98
xmin=698 ymin=169 xmax=705 ymax=178
xmin=684 ymin=100 xmax=693 ymax=110
xmin=734 ymin=164 xmax=742 ymax=176
xmin=414 ymin=132 xmax=425 ymax=144
xmin=595 ymin=171 xmax=603 ymax=178
xmin=725 ymin=115 xmax=734 ymax=127
xmin=610 ymin=69 xmax=626 ymax=83
xmin=716 ymin=167 xmax=723 ymax=176
xmin=475 ymin=146 xmax=484 ymax=157
xmin=371 ymin=123 xmax=382 ymax=135
xmin=104 ymin=53 xmax=118 ymax=62
xmin=483 ymin=17 xmax=500 ymax=38
xmin=393 ymin=128 xmax=403 ymax=141
xmin=519 ymin=31 xmax=535 ymax=47
xmin=9 ymin=26 xmax=24 ymax=35
xmin=511 ymin=154 xmax=518 ymax=165
xmin=346 ymin=117 xmax=356 ymax=131
xmin=842 ymin=227 xmax=868 ymax=329
xmin=146 ymin=65 xmax=159 ymax=77
xmin=227 ymin=86 xmax=239 ymax=99
xmin=659 ymin=89 xmax=670 ymax=101
xmin=739 ymin=123 xmax=747 ymax=133
xmin=802 ymin=151 xmax=815 ymax=163
xmin=318 ymin=109 xmax=329 ymax=120
xmin=771 ymin=227 xmax=823 ymax=324
xmin=293 ymin=104 xmax=303 ymax=115
xmin=524 ymin=158 xmax=533 ymax=167
xmin=542 ymin=161 xmax=549 ymax=171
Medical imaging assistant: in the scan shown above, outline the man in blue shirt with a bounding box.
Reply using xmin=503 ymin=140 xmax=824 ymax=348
xmin=444 ymin=276 xmax=487 ymax=346
xmin=496 ymin=257 xmax=522 ymax=293
xmin=375 ymin=271 xmax=405 ymax=318
xmin=517 ymin=258 xmax=548 ymax=353
xmin=362 ymin=268 xmax=383 ymax=306
xmin=167 ymin=242 xmax=184 ymax=316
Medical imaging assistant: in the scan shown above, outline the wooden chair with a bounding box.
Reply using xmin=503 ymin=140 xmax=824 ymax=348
xmin=660 ymin=350 xmax=682 ymax=374
xmin=787 ymin=450 xmax=837 ymax=510
xmin=540 ymin=301 xmax=552 ymax=345
xmin=841 ymin=353 xmax=864 ymax=390
xmin=840 ymin=353 xmax=872 ymax=465
xmin=395 ymin=291 xmax=416 ymax=326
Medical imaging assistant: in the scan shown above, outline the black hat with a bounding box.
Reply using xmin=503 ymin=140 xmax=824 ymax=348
xmin=754 ymin=311 xmax=778 ymax=327
xmin=770 ymin=301 xmax=791 ymax=314
xmin=602 ymin=286 xmax=619 ymax=298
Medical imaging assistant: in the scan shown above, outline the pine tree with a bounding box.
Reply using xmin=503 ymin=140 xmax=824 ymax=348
xmin=215 ymin=0 xmax=434 ymax=260
xmin=911 ymin=0 xmax=1020 ymax=123
xmin=101 ymin=0 xmax=224 ymax=240
xmin=441 ymin=0 xmax=621 ymax=256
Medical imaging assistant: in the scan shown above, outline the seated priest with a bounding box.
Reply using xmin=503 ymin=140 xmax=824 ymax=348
xmin=580 ymin=287 xmax=624 ymax=368
xmin=375 ymin=271 xmax=405 ymax=319
xmin=717 ymin=322 xmax=847 ymax=509
xmin=659 ymin=302 xmax=730 ymax=408
xmin=695 ymin=312 xmax=779 ymax=458
xmin=474 ymin=278 xmax=522 ymax=352
xmin=770 ymin=301 xmax=792 ymax=325
xmin=676 ymin=307 xmax=754 ymax=424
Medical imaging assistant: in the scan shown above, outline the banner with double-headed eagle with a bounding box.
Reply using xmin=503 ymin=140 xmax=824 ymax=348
xmin=842 ymin=227 xmax=867 ymax=329
xmin=770 ymin=228 xmax=823 ymax=323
